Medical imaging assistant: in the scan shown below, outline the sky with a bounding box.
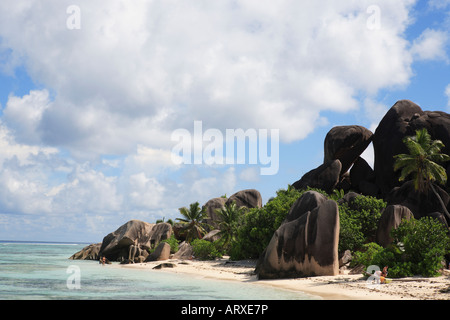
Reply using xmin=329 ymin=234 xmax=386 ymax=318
xmin=0 ymin=0 xmax=450 ymax=243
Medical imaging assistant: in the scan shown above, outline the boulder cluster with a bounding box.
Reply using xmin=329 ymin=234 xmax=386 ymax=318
xmin=72 ymin=100 xmax=450 ymax=280
xmin=256 ymin=100 xmax=450 ymax=279
xmin=70 ymin=189 xmax=263 ymax=263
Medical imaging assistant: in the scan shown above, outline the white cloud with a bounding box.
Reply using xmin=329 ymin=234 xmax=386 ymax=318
xmin=239 ymin=167 xmax=260 ymax=182
xmin=446 ymin=84 xmax=450 ymax=110
xmin=127 ymin=172 xmax=166 ymax=210
xmin=411 ymin=28 xmax=449 ymax=62
xmin=3 ymin=89 xmax=51 ymax=145
xmin=0 ymin=0 xmax=416 ymax=149
xmin=363 ymin=98 xmax=390 ymax=132
xmin=428 ymin=0 xmax=450 ymax=9
xmin=0 ymin=0 xmax=425 ymax=241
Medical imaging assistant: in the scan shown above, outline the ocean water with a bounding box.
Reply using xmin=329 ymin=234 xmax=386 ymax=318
xmin=0 ymin=241 xmax=319 ymax=300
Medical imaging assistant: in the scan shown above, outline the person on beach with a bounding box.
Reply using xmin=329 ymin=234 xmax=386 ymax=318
xmin=102 ymin=256 xmax=106 ymax=266
xmin=380 ymin=266 xmax=388 ymax=284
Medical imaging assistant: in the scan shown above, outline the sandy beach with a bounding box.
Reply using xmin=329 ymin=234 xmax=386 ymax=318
xmin=118 ymin=257 xmax=450 ymax=300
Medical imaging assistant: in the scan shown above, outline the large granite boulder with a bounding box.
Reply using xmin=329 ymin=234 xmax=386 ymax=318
xmin=284 ymin=190 xmax=328 ymax=223
xmin=99 ymin=220 xmax=172 ymax=261
xmin=202 ymin=197 xmax=227 ymax=229
xmin=145 ymin=242 xmax=171 ymax=262
xmin=373 ymin=100 xmax=450 ymax=195
xmin=349 ymin=157 xmax=379 ymax=196
xmin=149 ymin=223 xmax=173 ymax=247
xmin=324 ymin=125 xmax=373 ymax=175
xmin=173 ymin=241 xmax=193 ymax=260
xmin=373 ymin=100 xmax=423 ymax=195
xmin=256 ymin=195 xmax=340 ymax=279
xmin=69 ymin=243 xmax=101 ymax=260
xmin=202 ymin=229 xmax=221 ymax=242
xmin=376 ymin=205 xmax=413 ymax=247
xmin=292 ymin=159 xmax=342 ymax=194
xmin=386 ymin=181 xmax=450 ymax=222
xmin=225 ymin=189 xmax=262 ymax=209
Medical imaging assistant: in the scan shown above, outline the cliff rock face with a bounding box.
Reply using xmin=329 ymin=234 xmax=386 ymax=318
xmin=256 ymin=192 xmax=340 ymax=279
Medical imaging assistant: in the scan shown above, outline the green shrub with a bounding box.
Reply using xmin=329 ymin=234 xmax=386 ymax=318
xmin=191 ymin=239 xmax=223 ymax=260
xmin=391 ymin=217 xmax=449 ymax=277
xmin=355 ymin=217 xmax=450 ymax=278
xmin=352 ymin=242 xmax=384 ymax=267
xmin=338 ymin=195 xmax=386 ymax=253
xmin=161 ymin=235 xmax=179 ymax=254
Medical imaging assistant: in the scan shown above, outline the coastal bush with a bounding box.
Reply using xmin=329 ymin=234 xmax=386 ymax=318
xmin=338 ymin=195 xmax=386 ymax=253
xmin=356 ymin=217 xmax=450 ymax=277
xmin=191 ymin=239 xmax=223 ymax=260
xmin=230 ymin=186 xmax=302 ymax=260
xmin=351 ymin=242 xmax=384 ymax=268
xmin=161 ymin=235 xmax=179 ymax=254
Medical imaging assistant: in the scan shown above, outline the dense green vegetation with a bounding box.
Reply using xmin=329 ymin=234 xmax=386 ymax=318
xmin=353 ymin=217 xmax=450 ymax=277
xmin=172 ymin=185 xmax=449 ymax=277
xmin=338 ymin=195 xmax=386 ymax=253
xmin=191 ymin=239 xmax=223 ymax=260
xmin=176 ymin=201 xmax=209 ymax=242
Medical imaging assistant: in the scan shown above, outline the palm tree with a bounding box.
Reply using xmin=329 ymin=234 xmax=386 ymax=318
xmin=394 ymin=128 xmax=450 ymax=220
xmin=176 ymin=202 xmax=209 ymax=242
xmin=215 ymin=201 xmax=243 ymax=250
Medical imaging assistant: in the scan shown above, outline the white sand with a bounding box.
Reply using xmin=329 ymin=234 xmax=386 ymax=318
xmin=118 ymin=257 xmax=450 ymax=300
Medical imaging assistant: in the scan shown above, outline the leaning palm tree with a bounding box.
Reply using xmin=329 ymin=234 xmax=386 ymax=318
xmin=394 ymin=128 xmax=450 ymax=220
xmin=215 ymin=201 xmax=243 ymax=251
xmin=176 ymin=202 xmax=209 ymax=243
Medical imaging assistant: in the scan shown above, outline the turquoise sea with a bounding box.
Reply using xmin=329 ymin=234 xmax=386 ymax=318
xmin=0 ymin=241 xmax=319 ymax=300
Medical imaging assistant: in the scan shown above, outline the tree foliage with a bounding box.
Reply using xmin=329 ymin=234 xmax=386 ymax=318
xmin=394 ymin=128 xmax=450 ymax=220
xmin=176 ymin=202 xmax=210 ymax=243
xmin=338 ymin=195 xmax=386 ymax=253
xmin=214 ymin=201 xmax=243 ymax=252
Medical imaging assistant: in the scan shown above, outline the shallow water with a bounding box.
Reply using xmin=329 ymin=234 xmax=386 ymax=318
xmin=0 ymin=241 xmax=319 ymax=300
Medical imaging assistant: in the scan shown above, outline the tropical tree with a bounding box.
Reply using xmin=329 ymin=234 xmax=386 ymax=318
xmin=176 ymin=202 xmax=209 ymax=242
xmin=394 ymin=128 xmax=450 ymax=220
xmin=214 ymin=201 xmax=243 ymax=251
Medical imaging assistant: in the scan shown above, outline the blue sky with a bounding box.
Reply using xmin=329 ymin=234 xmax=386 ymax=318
xmin=0 ymin=0 xmax=449 ymax=243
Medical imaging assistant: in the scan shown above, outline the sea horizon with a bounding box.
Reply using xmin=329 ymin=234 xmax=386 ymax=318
xmin=0 ymin=239 xmax=92 ymax=245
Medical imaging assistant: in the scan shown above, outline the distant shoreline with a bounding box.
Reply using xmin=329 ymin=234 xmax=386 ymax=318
xmin=0 ymin=240 xmax=91 ymax=245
